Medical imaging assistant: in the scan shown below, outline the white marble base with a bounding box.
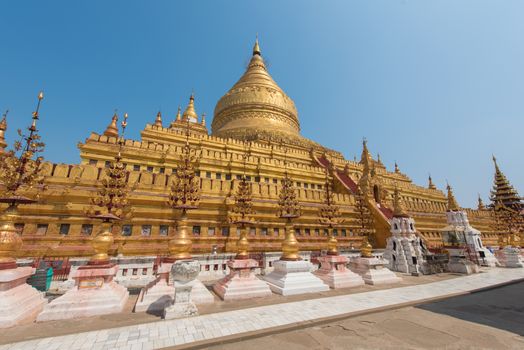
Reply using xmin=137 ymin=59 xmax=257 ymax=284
xmin=213 ymin=259 xmax=272 ymax=300
xmin=495 ymin=247 xmax=524 ymax=268
xmin=314 ymin=255 xmax=365 ymax=289
xmin=263 ymin=260 xmax=329 ymax=296
xmin=164 ymin=281 xmax=198 ymax=320
xmin=350 ymin=257 xmax=402 ymax=285
xmin=0 ymin=267 xmax=47 ymax=328
xmin=191 ymin=279 xmax=215 ymax=304
xmin=37 ymin=264 xmax=129 ymax=322
xmin=134 ymin=260 xmax=213 ymax=314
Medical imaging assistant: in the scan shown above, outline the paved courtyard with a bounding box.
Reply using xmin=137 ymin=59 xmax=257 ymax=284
xmin=207 ymin=297 xmax=524 ymax=350
xmin=1 ymin=268 xmax=523 ymax=350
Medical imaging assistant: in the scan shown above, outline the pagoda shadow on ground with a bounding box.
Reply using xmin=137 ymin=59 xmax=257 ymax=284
xmin=417 ymin=280 xmax=524 ymax=336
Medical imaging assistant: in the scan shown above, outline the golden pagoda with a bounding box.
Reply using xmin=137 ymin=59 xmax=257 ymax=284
xmin=0 ymin=39 xmax=499 ymax=259
xmin=489 ymin=156 xmax=523 ymax=243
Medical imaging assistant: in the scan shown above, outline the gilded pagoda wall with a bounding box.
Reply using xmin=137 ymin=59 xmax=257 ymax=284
xmin=5 ymin=124 xmax=497 ymax=258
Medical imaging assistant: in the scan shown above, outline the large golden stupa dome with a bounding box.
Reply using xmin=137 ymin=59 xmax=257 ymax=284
xmin=212 ymin=39 xmax=303 ymax=144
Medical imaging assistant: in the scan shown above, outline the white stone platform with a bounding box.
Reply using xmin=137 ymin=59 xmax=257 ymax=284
xmin=134 ymin=261 xmax=214 ymax=314
xmin=264 ymin=260 xmax=329 ymax=296
xmin=1 ymin=268 xmax=522 ymax=350
xmin=36 ymin=264 xmax=129 ymax=322
xmin=314 ymin=255 xmax=364 ymax=289
xmin=0 ymin=267 xmax=47 ymax=328
xmin=213 ymin=259 xmax=272 ymax=300
xmin=350 ymin=257 xmax=402 ymax=285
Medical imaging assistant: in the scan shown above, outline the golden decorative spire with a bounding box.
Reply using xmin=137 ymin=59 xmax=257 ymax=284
xmin=0 ymin=92 xmax=45 ymax=268
xmin=89 ymin=113 xmax=129 ymax=264
xmin=277 ymin=151 xmax=301 ymax=260
xmin=477 ymin=194 xmax=486 ymax=210
xmin=182 ymin=94 xmax=198 ymax=122
xmin=428 ymin=174 xmax=436 ymax=190
xmin=319 ymin=168 xmax=343 ymax=255
xmin=103 ymin=112 xmax=119 ymax=138
xmin=394 ymin=162 xmax=399 ymax=173
xmin=0 ymin=111 xmax=7 ymax=154
xmin=392 ymin=186 xmax=409 ymax=217
xmin=167 ymin=119 xmax=201 ymax=261
xmin=253 ymin=35 xmax=261 ymax=56
xmin=201 ymin=113 xmax=206 ymax=127
xmin=360 ymin=138 xmax=371 ymax=165
xmin=446 ymin=183 xmax=460 ymax=211
xmin=376 ymin=153 xmax=383 ymax=166
xmin=231 ymin=144 xmax=256 ymax=259
xmin=176 ymin=106 xmax=181 ymax=121
xmin=154 ymin=111 xmax=163 ymax=127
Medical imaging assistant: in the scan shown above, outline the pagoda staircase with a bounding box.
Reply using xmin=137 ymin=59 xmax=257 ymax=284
xmin=313 ymin=155 xmax=393 ymax=248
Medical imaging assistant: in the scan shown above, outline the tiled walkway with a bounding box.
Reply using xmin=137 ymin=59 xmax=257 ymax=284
xmin=2 ymin=268 xmax=523 ymax=350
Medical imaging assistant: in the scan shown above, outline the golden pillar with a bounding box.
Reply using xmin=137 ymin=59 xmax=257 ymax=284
xmin=167 ymin=210 xmax=193 ymax=261
xmin=89 ymin=220 xmax=114 ymax=264
xmin=235 ymin=223 xmax=250 ymax=259
xmin=0 ymin=204 xmax=23 ymax=269
xmin=281 ymin=219 xmax=300 ymax=261
xmin=360 ymin=236 xmax=373 ymax=258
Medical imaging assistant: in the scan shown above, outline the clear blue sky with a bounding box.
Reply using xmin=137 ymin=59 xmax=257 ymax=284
xmin=1 ymin=1 xmax=523 ymax=208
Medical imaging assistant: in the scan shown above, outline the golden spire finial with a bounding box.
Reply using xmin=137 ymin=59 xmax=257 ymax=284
xmin=492 ymin=154 xmax=500 ymax=172
xmin=428 ymin=174 xmax=436 ymax=189
xmin=154 ymin=111 xmax=163 ymax=127
xmin=0 ymin=111 xmax=6 ymax=130
xmin=201 ymin=112 xmax=206 ymax=126
xmin=360 ymin=137 xmax=372 ymax=166
xmin=253 ymin=34 xmax=261 ymax=56
xmin=446 ymin=183 xmax=460 ymax=211
xmin=377 ymin=153 xmax=383 ymax=165
xmin=176 ymin=106 xmax=181 ymax=121
xmin=477 ymin=194 xmax=486 ymax=210
xmin=394 ymin=161 xmax=399 ymax=173
xmin=319 ymin=166 xmax=343 ymax=255
xmin=0 ymin=110 xmax=8 ymax=154
xmin=103 ymin=112 xmax=119 ymax=138
xmin=182 ymin=94 xmax=198 ymax=122
xmin=392 ymin=186 xmax=409 ymax=217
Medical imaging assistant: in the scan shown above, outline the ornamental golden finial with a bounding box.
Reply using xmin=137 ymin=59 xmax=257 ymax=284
xmin=0 ymin=110 xmax=7 ymax=154
xmin=446 ymin=183 xmax=460 ymax=211
xmin=0 ymin=92 xmax=46 ymax=269
xmin=103 ymin=112 xmax=119 ymax=138
xmin=230 ymin=142 xmax=256 ymax=259
xmin=277 ymin=154 xmax=301 ymax=260
xmin=428 ymin=174 xmax=436 ymax=189
xmin=477 ymin=194 xmax=486 ymax=211
xmin=392 ymin=186 xmax=408 ymax=218
xmin=166 ymin=119 xmax=201 ymax=261
xmin=154 ymin=111 xmax=163 ymax=127
xmin=394 ymin=162 xmax=399 ymax=173
xmin=253 ymin=34 xmax=261 ymax=56
xmin=182 ymin=94 xmax=198 ymax=122
xmin=90 ymin=113 xmax=130 ymax=264
xmin=318 ymin=167 xmax=343 ymax=255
